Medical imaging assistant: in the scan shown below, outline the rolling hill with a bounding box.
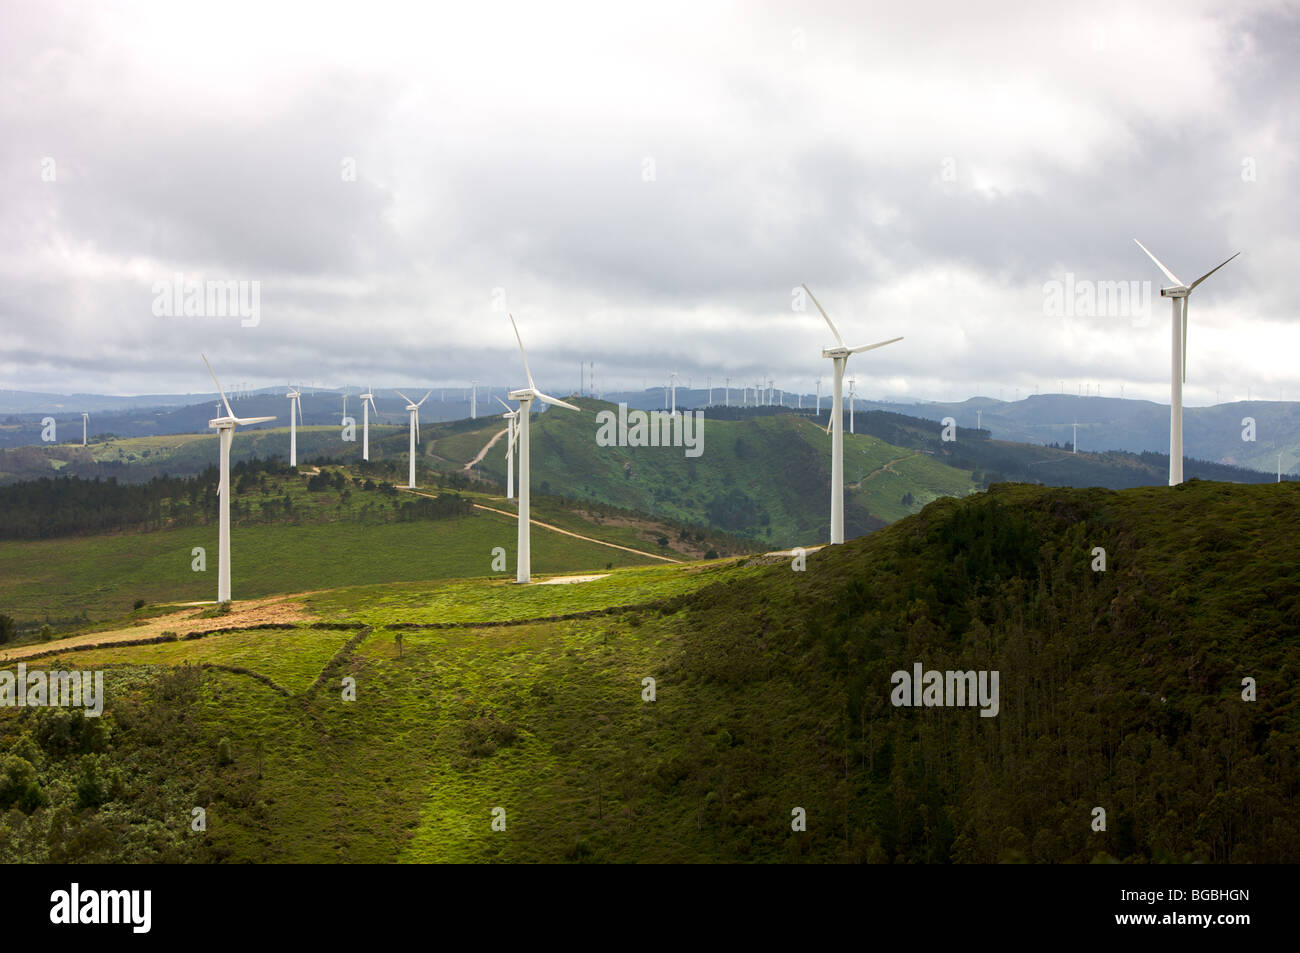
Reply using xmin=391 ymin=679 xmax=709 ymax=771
xmin=1 ymin=480 xmax=1295 ymax=863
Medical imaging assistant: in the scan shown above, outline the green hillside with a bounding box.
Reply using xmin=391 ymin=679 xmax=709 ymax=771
xmin=448 ymin=399 xmax=978 ymax=545
xmin=2 ymin=480 xmax=1295 ymax=863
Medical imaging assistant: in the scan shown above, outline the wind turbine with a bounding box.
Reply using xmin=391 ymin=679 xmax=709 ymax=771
xmin=395 ymin=389 xmax=431 ymax=488
xmin=470 ymin=380 xmax=479 ymax=419
xmin=340 ymin=391 xmax=349 ymax=426
xmin=1072 ymin=420 xmax=1078 ymax=454
xmin=508 ymin=314 xmax=580 ymax=583
xmin=496 ymin=396 xmax=518 ymax=498
xmin=804 ymin=284 xmax=902 ymax=545
xmin=285 ymin=387 xmax=302 ymax=467
xmin=81 ymin=412 xmax=88 ymax=447
xmin=202 ymin=355 xmax=275 ymax=603
xmin=724 ymin=377 xmax=731 ymax=407
xmin=1134 ymin=240 xmax=1241 ymax=485
xmin=669 ymin=372 xmax=679 ymax=415
xmin=359 ymin=387 xmax=377 ymax=460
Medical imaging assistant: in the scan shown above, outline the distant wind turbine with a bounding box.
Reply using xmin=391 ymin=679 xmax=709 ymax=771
xmin=203 ymin=355 xmax=275 ymax=603
xmin=395 ymin=389 xmax=432 ymax=488
xmin=495 ymin=395 xmax=518 ymax=499
xmin=804 ymin=284 xmax=902 ymax=544
xmin=508 ymin=314 xmax=580 ymax=583
xmin=1134 ymin=239 xmax=1241 ymax=485
xmin=285 ymin=387 xmax=302 ymax=467
xmin=359 ymin=387 xmax=377 ymax=461
xmin=81 ymin=412 xmax=88 ymax=447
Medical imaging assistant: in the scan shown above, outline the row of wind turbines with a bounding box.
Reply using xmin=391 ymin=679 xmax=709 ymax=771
xmin=200 ymin=239 xmax=1240 ymax=599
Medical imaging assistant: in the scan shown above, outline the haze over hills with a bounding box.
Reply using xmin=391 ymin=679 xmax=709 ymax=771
xmin=6 ymin=389 xmax=1297 ymax=475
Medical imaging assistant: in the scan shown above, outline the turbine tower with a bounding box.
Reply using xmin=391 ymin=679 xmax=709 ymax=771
xmin=395 ymin=389 xmax=431 ymax=488
xmin=803 ymin=284 xmax=902 ymax=545
xmin=496 ymin=396 xmax=518 ymax=498
xmin=1134 ymin=240 xmax=1240 ymax=485
xmin=669 ymin=372 xmax=679 ymax=415
xmin=470 ymin=380 xmax=479 ymax=419
xmin=508 ymin=314 xmax=580 ymax=583
xmin=81 ymin=412 xmax=88 ymax=447
xmin=285 ymin=387 xmax=302 ymax=467
xmin=848 ymin=378 xmax=856 ymax=434
xmin=1072 ymin=420 xmax=1078 ymax=453
xmin=203 ymin=355 xmax=275 ymax=603
xmin=359 ymin=387 xmax=377 ymax=461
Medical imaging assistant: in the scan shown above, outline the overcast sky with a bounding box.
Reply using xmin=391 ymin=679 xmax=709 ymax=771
xmin=2 ymin=0 xmax=1298 ymax=406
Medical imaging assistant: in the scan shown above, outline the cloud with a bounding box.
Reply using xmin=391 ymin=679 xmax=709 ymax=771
xmin=1 ymin=0 xmax=1297 ymax=407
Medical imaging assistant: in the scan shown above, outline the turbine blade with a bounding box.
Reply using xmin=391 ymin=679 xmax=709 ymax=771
xmin=395 ymin=390 xmax=412 ymax=405
xmin=494 ymin=395 xmax=513 ymax=412
xmin=847 ymin=336 xmax=903 ymax=354
xmin=417 ymin=390 xmax=432 ymax=407
xmin=1133 ymin=239 xmax=1184 ymax=287
xmin=1188 ymin=251 xmax=1241 ymax=290
xmin=509 ymin=314 xmax=536 ymax=389
xmin=234 ymin=415 xmax=276 ymax=426
xmin=201 ymin=353 xmax=235 ymax=419
xmin=535 ymin=392 xmax=580 ymax=412
xmin=802 ymin=284 xmax=845 ymax=348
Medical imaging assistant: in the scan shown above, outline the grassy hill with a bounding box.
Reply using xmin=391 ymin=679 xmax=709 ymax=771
xmin=0 ymin=461 xmax=750 ymax=632
xmin=441 ymin=399 xmax=979 ymax=545
xmin=2 ymin=480 xmax=1296 ymax=863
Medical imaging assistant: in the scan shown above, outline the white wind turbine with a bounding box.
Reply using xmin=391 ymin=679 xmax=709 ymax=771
xmin=495 ymin=395 xmax=518 ymax=498
xmin=1134 ymin=240 xmax=1240 ymax=486
xmin=359 ymin=387 xmax=377 ymax=461
xmin=804 ymin=284 xmax=902 ymax=545
xmin=395 ymin=389 xmax=432 ymax=488
xmin=203 ymin=355 xmax=275 ymax=603
xmin=508 ymin=314 xmax=580 ymax=583
xmin=81 ymin=412 xmax=88 ymax=447
xmin=668 ymin=372 xmax=679 ymax=414
xmin=285 ymin=387 xmax=302 ymax=467
xmin=848 ymin=378 xmax=856 ymax=434
xmin=470 ymin=380 xmax=479 ymax=419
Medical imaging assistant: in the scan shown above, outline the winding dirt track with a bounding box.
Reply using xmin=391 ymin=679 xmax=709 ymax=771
xmin=463 ymin=428 xmax=507 ymax=470
xmin=0 ymin=593 xmax=315 ymax=662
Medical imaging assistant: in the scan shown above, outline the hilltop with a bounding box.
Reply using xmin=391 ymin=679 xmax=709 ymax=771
xmin=1 ymin=480 xmax=1295 ymax=862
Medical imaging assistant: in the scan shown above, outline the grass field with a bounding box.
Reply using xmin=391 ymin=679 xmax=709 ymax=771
xmin=2 ymin=481 xmax=1297 ymax=863
xmin=0 ymin=508 xmax=659 ymax=626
